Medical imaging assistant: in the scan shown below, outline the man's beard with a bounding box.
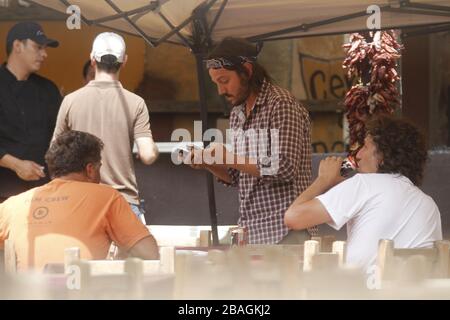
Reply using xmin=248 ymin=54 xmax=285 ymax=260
xmin=223 ymin=77 xmax=251 ymax=107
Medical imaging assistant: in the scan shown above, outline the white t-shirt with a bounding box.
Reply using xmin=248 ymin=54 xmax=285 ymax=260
xmin=316 ymin=173 xmax=442 ymax=270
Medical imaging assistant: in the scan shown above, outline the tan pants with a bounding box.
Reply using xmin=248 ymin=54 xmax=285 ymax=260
xmin=278 ymin=229 xmax=311 ymax=245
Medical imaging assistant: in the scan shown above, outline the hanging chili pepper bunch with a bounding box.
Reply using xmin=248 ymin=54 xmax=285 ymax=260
xmin=342 ymin=30 xmax=403 ymax=153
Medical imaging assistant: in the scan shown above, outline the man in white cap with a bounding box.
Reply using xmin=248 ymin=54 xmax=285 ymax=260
xmin=53 ymin=32 xmax=159 ymax=224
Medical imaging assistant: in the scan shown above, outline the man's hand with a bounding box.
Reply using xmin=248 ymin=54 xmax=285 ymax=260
xmin=203 ymin=143 xmax=231 ymax=165
xmin=0 ymin=154 xmax=45 ymax=181
xmin=181 ymin=143 xmax=236 ymax=184
xmin=317 ymin=156 xmax=346 ymax=188
xmin=14 ymin=160 xmax=46 ymax=181
xmin=181 ymin=147 xmax=205 ymax=170
xmin=182 ymin=143 xmax=229 ymax=169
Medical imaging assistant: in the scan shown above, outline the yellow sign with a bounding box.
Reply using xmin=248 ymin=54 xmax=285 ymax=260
xmin=299 ymin=53 xmax=356 ymax=100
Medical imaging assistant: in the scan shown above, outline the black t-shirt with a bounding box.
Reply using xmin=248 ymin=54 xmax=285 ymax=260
xmin=0 ymin=64 xmax=62 ymax=198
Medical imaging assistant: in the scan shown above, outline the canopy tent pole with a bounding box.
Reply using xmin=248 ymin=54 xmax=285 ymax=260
xmin=206 ymin=0 xmax=228 ymax=39
xmin=194 ymin=54 xmax=220 ymax=246
xmin=247 ymin=2 xmax=450 ymax=42
xmin=400 ymin=0 xmax=450 ymax=12
xmin=402 ymin=22 xmax=450 ymax=37
xmin=248 ymin=7 xmax=389 ymax=42
xmin=385 ymin=7 xmax=450 ymax=18
xmin=104 ymin=0 xmax=157 ymax=47
xmin=191 ymin=2 xmax=220 ymax=246
xmin=192 ymin=51 xmax=220 ymax=247
xmin=46 ymin=0 xmax=169 ymax=43
xmin=245 ymin=21 xmax=450 ymax=43
xmin=157 ymin=11 xmax=192 ymax=47
xmin=90 ymin=2 xmax=167 ymax=24
xmin=194 ymin=52 xmax=219 ymax=246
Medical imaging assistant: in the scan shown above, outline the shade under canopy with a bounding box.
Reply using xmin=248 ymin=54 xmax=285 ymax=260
xmin=29 ymin=0 xmax=450 ymax=47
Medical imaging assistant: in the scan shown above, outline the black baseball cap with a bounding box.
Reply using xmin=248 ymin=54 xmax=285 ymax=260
xmin=6 ymin=22 xmax=59 ymax=49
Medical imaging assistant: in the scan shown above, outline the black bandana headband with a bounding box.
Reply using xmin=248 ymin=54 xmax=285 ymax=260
xmin=205 ymin=56 xmax=257 ymax=69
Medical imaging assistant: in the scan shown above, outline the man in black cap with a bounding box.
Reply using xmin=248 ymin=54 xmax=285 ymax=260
xmin=0 ymin=22 xmax=61 ymax=203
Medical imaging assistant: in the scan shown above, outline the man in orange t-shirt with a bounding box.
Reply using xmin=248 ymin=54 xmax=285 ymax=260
xmin=0 ymin=131 xmax=159 ymax=272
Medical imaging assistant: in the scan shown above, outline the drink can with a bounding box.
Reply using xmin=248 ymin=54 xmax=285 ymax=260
xmin=340 ymin=156 xmax=357 ymax=177
xmin=230 ymin=227 xmax=248 ymax=246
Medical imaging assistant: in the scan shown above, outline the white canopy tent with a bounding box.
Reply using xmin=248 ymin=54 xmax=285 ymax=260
xmin=27 ymin=0 xmax=450 ymax=244
xmin=29 ymin=0 xmax=450 ymax=45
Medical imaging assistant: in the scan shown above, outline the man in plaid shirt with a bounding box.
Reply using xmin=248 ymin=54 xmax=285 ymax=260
xmin=187 ymin=37 xmax=316 ymax=244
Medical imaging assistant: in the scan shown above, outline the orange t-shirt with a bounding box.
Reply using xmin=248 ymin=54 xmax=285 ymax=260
xmin=0 ymin=179 xmax=151 ymax=272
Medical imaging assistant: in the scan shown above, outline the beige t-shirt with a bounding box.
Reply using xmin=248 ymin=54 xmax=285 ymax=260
xmin=53 ymin=81 xmax=152 ymax=204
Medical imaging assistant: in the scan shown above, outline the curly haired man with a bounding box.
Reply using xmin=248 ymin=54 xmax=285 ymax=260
xmin=284 ymin=115 xmax=442 ymax=270
xmin=0 ymin=131 xmax=159 ymax=272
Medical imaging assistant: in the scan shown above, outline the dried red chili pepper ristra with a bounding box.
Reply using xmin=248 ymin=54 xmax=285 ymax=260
xmin=342 ymin=30 xmax=403 ymax=154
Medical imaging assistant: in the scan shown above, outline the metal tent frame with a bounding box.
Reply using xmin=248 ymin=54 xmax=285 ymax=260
xmin=27 ymin=0 xmax=450 ymax=245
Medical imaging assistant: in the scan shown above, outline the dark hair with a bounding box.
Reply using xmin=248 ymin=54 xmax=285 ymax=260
xmin=45 ymin=131 xmax=104 ymax=178
xmin=6 ymin=39 xmax=26 ymax=56
xmin=6 ymin=41 xmax=13 ymax=56
xmin=82 ymin=60 xmax=92 ymax=79
xmin=96 ymin=54 xmax=122 ymax=74
xmin=207 ymin=37 xmax=272 ymax=93
xmin=365 ymin=116 xmax=428 ymax=186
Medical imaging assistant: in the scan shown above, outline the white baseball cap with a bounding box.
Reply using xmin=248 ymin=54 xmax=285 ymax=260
xmin=90 ymin=32 xmax=126 ymax=63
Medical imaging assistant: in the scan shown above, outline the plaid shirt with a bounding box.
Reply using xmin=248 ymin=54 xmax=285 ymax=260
xmin=222 ymin=79 xmax=317 ymax=244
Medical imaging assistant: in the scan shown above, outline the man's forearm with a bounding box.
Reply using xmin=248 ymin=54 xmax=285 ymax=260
xmin=226 ymin=153 xmax=260 ymax=177
xmin=0 ymin=154 xmax=19 ymax=171
xmin=136 ymin=137 xmax=159 ymax=165
xmin=0 ymin=154 xmax=45 ymax=181
xmin=284 ymin=177 xmax=335 ymax=230
xmin=290 ymin=177 xmax=332 ymax=208
xmin=206 ymin=162 xmax=259 ymax=183
xmin=285 ymin=157 xmax=346 ymax=229
xmin=206 ymin=150 xmax=260 ymax=179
